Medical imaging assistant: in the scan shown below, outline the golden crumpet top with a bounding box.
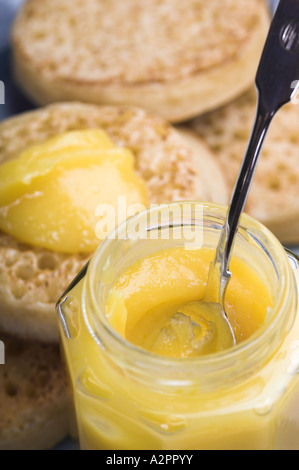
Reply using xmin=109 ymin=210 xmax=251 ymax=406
xmin=12 ymin=0 xmax=270 ymax=121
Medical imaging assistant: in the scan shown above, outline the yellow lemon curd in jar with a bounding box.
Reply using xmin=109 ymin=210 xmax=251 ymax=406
xmin=106 ymin=246 xmax=272 ymax=355
xmin=59 ymin=243 xmax=283 ymax=450
xmin=0 ymin=129 xmax=148 ymax=253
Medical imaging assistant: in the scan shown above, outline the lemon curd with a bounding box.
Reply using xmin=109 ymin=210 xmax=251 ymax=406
xmin=57 ymin=203 xmax=299 ymax=450
xmin=106 ymin=247 xmax=272 ymax=356
xmin=0 ymin=129 xmax=148 ymax=253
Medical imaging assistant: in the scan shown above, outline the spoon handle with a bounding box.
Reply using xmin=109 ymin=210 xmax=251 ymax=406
xmin=215 ymin=0 xmax=299 ymax=300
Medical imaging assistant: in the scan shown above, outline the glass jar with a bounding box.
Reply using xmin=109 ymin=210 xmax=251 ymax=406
xmin=57 ymin=202 xmax=299 ymax=450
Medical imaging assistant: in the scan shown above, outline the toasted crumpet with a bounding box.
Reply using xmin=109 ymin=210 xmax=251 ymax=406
xmin=190 ymin=88 xmax=299 ymax=244
xmin=0 ymin=334 xmax=68 ymax=450
xmin=12 ymin=0 xmax=269 ymax=122
xmin=0 ymin=102 xmax=228 ymax=343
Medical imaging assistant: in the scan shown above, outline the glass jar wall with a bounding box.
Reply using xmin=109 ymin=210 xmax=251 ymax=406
xmin=57 ymin=203 xmax=299 ymax=450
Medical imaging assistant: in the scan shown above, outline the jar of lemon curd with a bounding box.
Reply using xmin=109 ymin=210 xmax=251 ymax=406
xmin=57 ymin=202 xmax=299 ymax=450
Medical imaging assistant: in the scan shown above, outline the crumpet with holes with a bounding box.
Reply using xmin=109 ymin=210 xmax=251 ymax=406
xmin=0 ymin=102 xmax=228 ymax=343
xmin=0 ymin=334 xmax=68 ymax=450
xmin=12 ymin=0 xmax=269 ymax=122
xmin=190 ymin=88 xmax=299 ymax=244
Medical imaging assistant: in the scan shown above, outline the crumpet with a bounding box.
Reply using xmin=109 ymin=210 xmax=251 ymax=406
xmin=190 ymin=88 xmax=299 ymax=244
xmin=0 ymin=102 xmax=228 ymax=343
xmin=12 ymin=0 xmax=269 ymax=122
xmin=0 ymin=334 xmax=68 ymax=450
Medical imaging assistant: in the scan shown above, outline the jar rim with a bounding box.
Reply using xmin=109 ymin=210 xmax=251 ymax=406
xmin=84 ymin=202 xmax=296 ymax=386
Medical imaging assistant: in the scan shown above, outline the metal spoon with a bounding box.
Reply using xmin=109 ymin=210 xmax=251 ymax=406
xmin=176 ymin=0 xmax=299 ymax=351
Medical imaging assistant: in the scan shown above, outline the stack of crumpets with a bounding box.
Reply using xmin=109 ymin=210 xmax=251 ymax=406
xmin=1 ymin=0 xmax=273 ymax=449
xmin=6 ymin=0 xmax=297 ymax=451
xmin=0 ymin=102 xmax=228 ymax=449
